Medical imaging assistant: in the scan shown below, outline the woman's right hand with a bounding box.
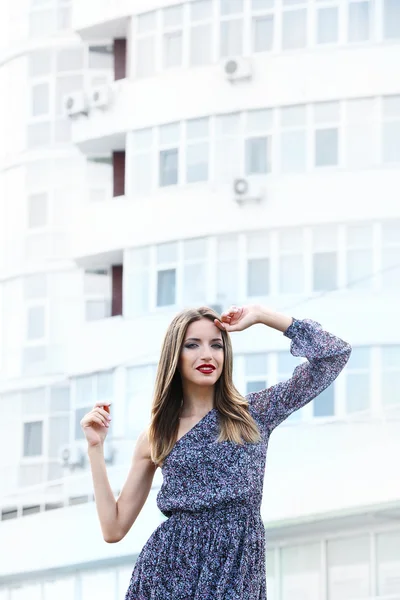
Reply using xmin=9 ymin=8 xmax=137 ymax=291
xmin=80 ymin=402 xmax=112 ymax=447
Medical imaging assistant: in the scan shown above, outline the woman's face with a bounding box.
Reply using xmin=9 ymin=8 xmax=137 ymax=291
xmin=178 ymin=318 xmax=224 ymax=387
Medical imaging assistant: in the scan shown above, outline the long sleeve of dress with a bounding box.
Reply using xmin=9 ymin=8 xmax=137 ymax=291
xmin=246 ymin=318 xmax=352 ymax=432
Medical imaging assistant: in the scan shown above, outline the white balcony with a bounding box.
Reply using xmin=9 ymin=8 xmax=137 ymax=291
xmin=71 ymin=0 xmax=132 ymax=40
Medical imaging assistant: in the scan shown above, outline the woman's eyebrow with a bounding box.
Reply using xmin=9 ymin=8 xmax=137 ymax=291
xmin=184 ymin=337 xmax=223 ymax=342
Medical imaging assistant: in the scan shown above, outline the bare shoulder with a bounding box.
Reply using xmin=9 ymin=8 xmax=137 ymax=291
xmin=133 ymin=427 xmax=154 ymax=464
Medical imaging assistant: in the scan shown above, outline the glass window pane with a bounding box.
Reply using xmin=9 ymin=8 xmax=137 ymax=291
xmin=32 ymin=83 xmax=49 ymax=116
xmin=377 ymin=530 xmax=400 ymax=595
xmin=281 ymin=543 xmax=322 ymax=599
xmin=159 ymin=149 xmax=178 ymax=186
xmin=187 ymin=142 xmax=209 ymax=182
xmin=246 ymin=380 xmax=267 ymax=394
xmin=191 ymin=24 xmax=212 ymax=65
xmin=383 ymin=122 xmax=400 ymax=163
xmin=281 ymin=131 xmax=306 ymax=172
xmin=247 ymin=258 xmax=270 ymax=296
xmin=191 ymin=0 xmax=212 ymax=21
xmin=315 ymin=128 xmax=338 ymax=166
xmin=163 ymin=32 xmax=183 ymax=67
xmin=348 ymin=1 xmax=370 ymax=42
xmin=282 ymin=9 xmax=307 ymax=49
xmin=383 ymin=0 xmax=400 ymax=39
xmin=278 ymin=255 xmax=304 ymax=293
xmin=215 ymin=139 xmax=241 ymax=181
xmin=163 ymin=4 xmax=183 ymax=27
xmin=183 ymin=238 xmax=207 ymax=260
xmin=314 ymin=101 xmax=340 ymax=123
xmin=217 ymin=261 xmax=238 ymax=304
xmin=137 ymin=11 xmax=156 ymax=33
xmin=28 ymin=193 xmax=48 ymax=229
xmin=313 ymin=385 xmax=334 ymax=416
xmin=253 ymin=16 xmax=274 ymax=52
xmin=157 ymin=242 xmax=177 ymax=264
xmin=346 ymin=249 xmax=373 ymax=290
xmin=220 ymin=0 xmax=243 ymax=15
xmin=133 ymin=154 xmax=153 ymax=193
xmin=29 ymin=49 xmax=52 ymax=77
xmin=136 ymin=38 xmax=155 ymax=78
xmin=281 ymin=104 xmax=306 ymax=127
xmin=27 ymin=122 xmax=51 ymax=149
xmin=126 ymin=271 xmax=149 ymax=315
xmin=221 ymin=20 xmax=243 ymax=56
xmin=346 ymin=373 xmax=369 ymax=412
xmin=187 ymin=117 xmax=209 ymax=138
xmin=24 ymin=421 xmax=43 ymax=456
xmin=157 ymin=269 xmax=176 ymax=306
xmin=24 ymin=274 xmax=47 ymax=299
xmin=56 ymin=48 xmax=84 ymax=71
xmin=252 ymin=0 xmax=274 ymax=9
xmin=327 ymin=536 xmax=370 ymax=600
xmin=28 ymin=306 xmax=45 ymax=339
xmin=348 ymin=346 xmax=370 ymax=369
xmin=245 ymin=137 xmax=270 ymax=174
xmin=317 ymin=7 xmax=338 ymax=44
xmin=382 ymin=247 xmax=400 ymax=290
xmin=313 ymin=252 xmax=337 ymax=290
xmin=183 ymin=263 xmax=206 ymax=304
xmin=382 ymin=219 xmax=400 ymax=244
xmin=160 ymin=122 xmax=180 ymax=145
xmin=277 ymin=351 xmax=301 ymax=373
xmin=245 ymin=353 xmax=267 ymax=375
xmin=382 ymin=371 xmax=400 ymax=406
xmin=133 ymin=128 xmax=153 ymax=151
xmin=246 ymin=109 xmax=273 ymax=132
xmin=247 ymin=230 xmax=269 ymax=254
xmin=382 ymin=345 xmax=400 ymax=368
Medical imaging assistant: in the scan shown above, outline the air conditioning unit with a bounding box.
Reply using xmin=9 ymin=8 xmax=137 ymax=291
xmin=59 ymin=443 xmax=86 ymax=469
xmin=90 ymin=85 xmax=113 ymax=109
xmin=223 ymin=57 xmax=252 ymax=82
xmin=64 ymin=91 xmax=89 ymax=118
xmin=233 ymin=178 xmax=264 ymax=205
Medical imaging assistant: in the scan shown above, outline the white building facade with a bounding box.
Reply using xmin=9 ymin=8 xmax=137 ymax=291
xmin=0 ymin=0 xmax=400 ymax=599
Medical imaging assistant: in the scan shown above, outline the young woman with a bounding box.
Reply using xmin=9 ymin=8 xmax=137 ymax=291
xmin=81 ymin=304 xmax=351 ymax=599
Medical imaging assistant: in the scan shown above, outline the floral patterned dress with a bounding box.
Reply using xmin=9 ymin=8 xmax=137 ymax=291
xmin=125 ymin=318 xmax=351 ymax=599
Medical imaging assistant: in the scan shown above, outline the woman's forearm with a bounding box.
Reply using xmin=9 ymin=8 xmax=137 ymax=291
xmin=87 ymin=444 xmax=119 ymax=543
xmin=255 ymin=306 xmax=294 ymax=332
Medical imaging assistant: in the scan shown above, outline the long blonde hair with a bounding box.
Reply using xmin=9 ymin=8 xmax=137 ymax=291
xmin=148 ymin=306 xmax=261 ymax=467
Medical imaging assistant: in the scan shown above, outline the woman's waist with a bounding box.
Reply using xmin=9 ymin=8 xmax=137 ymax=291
xmin=167 ymin=498 xmax=262 ymax=523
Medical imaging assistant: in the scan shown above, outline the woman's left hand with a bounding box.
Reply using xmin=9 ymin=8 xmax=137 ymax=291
xmin=214 ymin=305 xmax=260 ymax=333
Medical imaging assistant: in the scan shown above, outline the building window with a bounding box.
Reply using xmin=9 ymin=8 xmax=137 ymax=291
xmin=382 ymin=95 xmax=400 ymax=163
xmin=190 ymin=0 xmax=213 ymax=65
xmin=157 ymin=269 xmax=176 ymax=306
xmin=312 ymin=225 xmax=338 ymax=291
xmin=186 ymin=117 xmax=209 ymax=182
xmin=246 ymin=231 xmax=270 ymax=297
xmin=23 ymin=421 xmax=43 ymax=457
xmin=159 ymin=149 xmax=178 ymax=186
xmin=314 ymin=101 xmax=340 ymax=167
xmin=124 ymin=247 xmax=150 ymax=317
xmin=345 ymin=97 xmax=376 ymax=168
xmin=382 ymin=345 xmax=400 ymax=408
xmin=27 ymin=305 xmax=46 ymax=340
xmin=282 ymin=3 xmax=307 ymax=50
xmin=245 ymin=353 xmax=267 ymax=395
xmin=345 ymin=346 xmax=370 ymax=413
xmin=217 ymin=234 xmax=239 ymax=305
xmin=84 ymin=269 xmax=111 ymax=321
xmin=159 ymin=122 xmax=180 ymax=186
xmin=381 ymin=220 xmax=400 ymax=291
xmin=280 ymin=104 xmax=306 ymax=173
xmin=383 ymin=0 xmax=400 ymax=40
xmin=281 ymin=543 xmax=322 ymax=598
xmin=31 ymin=82 xmax=50 ymax=116
xmin=345 ymin=224 xmax=374 ymax=291
xmin=215 ymin=113 xmax=241 ymax=181
xmin=251 ymin=0 xmax=275 ymax=53
xmin=245 ymin=109 xmax=273 ymax=174
xmin=162 ymin=5 xmax=183 ymax=68
xmin=131 ymin=128 xmax=154 ymax=194
xmin=182 ymin=237 xmax=208 ymax=304
xmin=28 ymin=193 xmax=49 ymax=229
xmin=327 ymin=536 xmax=370 ymax=599
xmin=220 ymin=0 xmax=244 ymax=57
xmin=316 ymin=6 xmax=339 ymax=45
xmin=136 ymin=11 xmax=157 ymax=78
xmin=277 ymin=228 xmax=305 ymax=293
xmin=156 ymin=241 xmax=177 ymax=307
xmin=376 ymin=530 xmax=400 ymax=596
xmin=348 ymin=0 xmax=371 ymax=43
xmin=126 ymin=365 xmax=157 ymax=438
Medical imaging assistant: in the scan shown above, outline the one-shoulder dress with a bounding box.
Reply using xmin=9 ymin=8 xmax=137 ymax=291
xmin=125 ymin=318 xmax=351 ymax=599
